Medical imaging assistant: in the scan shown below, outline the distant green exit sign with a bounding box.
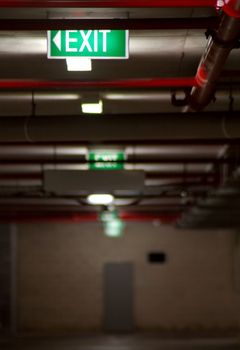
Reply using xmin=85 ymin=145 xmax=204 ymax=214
xmin=89 ymin=150 xmax=125 ymax=162
xmin=88 ymin=150 xmax=125 ymax=170
xmin=90 ymin=162 xmax=124 ymax=170
xmin=48 ymin=30 xmax=129 ymax=59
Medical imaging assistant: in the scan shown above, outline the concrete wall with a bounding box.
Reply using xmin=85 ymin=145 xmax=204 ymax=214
xmin=16 ymin=222 xmax=240 ymax=332
xmin=0 ymin=225 xmax=11 ymax=330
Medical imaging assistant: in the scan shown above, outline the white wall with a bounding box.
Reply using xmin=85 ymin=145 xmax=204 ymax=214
xmin=16 ymin=222 xmax=240 ymax=332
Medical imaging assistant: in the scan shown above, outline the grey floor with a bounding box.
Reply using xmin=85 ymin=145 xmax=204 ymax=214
xmin=0 ymin=335 xmax=240 ymax=350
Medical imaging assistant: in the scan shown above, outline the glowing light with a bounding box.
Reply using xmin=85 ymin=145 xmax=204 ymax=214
xmin=66 ymin=57 xmax=92 ymax=71
xmin=104 ymin=219 xmax=125 ymax=237
xmin=87 ymin=193 xmax=114 ymax=205
xmin=81 ymin=100 xmax=103 ymax=114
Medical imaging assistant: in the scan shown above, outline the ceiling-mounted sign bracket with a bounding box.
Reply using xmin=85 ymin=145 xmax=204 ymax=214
xmin=47 ymin=30 xmax=129 ymax=59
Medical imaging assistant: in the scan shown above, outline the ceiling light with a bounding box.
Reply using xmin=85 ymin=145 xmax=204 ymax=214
xmin=87 ymin=194 xmax=114 ymax=205
xmin=36 ymin=92 xmax=80 ymax=101
xmin=81 ymin=100 xmax=103 ymax=114
xmin=66 ymin=57 xmax=92 ymax=71
xmin=103 ymin=92 xmax=170 ymax=101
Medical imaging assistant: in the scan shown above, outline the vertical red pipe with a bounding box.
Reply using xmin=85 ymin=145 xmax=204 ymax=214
xmin=223 ymin=0 xmax=240 ymax=17
xmin=187 ymin=0 xmax=240 ymax=111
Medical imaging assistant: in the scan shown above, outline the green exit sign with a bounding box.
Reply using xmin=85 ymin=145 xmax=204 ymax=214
xmin=48 ymin=30 xmax=129 ymax=59
xmin=88 ymin=150 xmax=125 ymax=170
xmin=89 ymin=150 xmax=125 ymax=162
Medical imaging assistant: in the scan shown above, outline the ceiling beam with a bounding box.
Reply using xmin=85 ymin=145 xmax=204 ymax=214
xmin=0 ymin=172 xmax=216 ymax=180
xmin=0 ymin=17 xmax=218 ymax=30
xmin=0 ymin=113 xmax=239 ymax=143
xmin=0 ymin=140 xmax=233 ymax=146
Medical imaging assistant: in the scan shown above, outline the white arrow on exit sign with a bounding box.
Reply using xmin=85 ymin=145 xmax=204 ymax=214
xmin=53 ymin=31 xmax=61 ymax=51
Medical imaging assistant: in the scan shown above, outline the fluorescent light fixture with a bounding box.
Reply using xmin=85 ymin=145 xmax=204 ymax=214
xmin=103 ymin=92 xmax=170 ymax=101
xmin=81 ymin=100 xmax=103 ymax=114
xmin=36 ymin=92 xmax=80 ymax=101
xmin=66 ymin=57 xmax=92 ymax=71
xmin=87 ymin=194 xmax=114 ymax=205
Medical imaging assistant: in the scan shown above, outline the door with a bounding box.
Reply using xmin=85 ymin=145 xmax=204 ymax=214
xmin=104 ymin=262 xmax=134 ymax=332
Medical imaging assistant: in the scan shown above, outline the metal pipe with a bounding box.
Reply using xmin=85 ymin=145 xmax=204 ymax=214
xmin=0 ymin=18 xmax=219 ymax=30
xmin=0 ymin=177 xmax=215 ymax=188
xmin=0 ymin=0 xmax=217 ymax=8
xmin=0 ymin=179 xmax=41 ymax=187
xmin=0 ymin=144 xmax=227 ymax=163
xmin=0 ymin=113 xmax=239 ymax=143
xmin=188 ymin=0 xmax=240 ymax=111
xmin=0 ymin=78 xmax=196 ymax=90
xmin=0 ymin=158 xmax=231 ymax=164
xmin=0 ymin=145 xmax=87 ymax=161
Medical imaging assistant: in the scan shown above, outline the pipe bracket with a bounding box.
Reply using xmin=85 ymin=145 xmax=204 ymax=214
xmin=206 ymin=28 xmax=237 ymax=48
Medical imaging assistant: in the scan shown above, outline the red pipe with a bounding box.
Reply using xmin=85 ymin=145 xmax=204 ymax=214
xmin=0 ymin=212 xmax=180 ymax=224
xmin=2 ymin=213 xmax=98 ymax=223
xmin=0 ymin=78 xmax=197 ymax=90
xmin=223 ymin=0 xmax=240 ymax=18
xmin=0 ymin=0 xmax=217 ymax=8
xmin=120 ymin=212 xmax=180 ymax=223
xmin=187 ymin=0 xmax=240 ymax=110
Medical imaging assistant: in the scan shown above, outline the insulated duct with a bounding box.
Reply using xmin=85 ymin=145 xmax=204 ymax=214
xmin=0 ymin=113 xmax=240 ymax=142
xmin=187 ymin=0 xmax=240 ymax=111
